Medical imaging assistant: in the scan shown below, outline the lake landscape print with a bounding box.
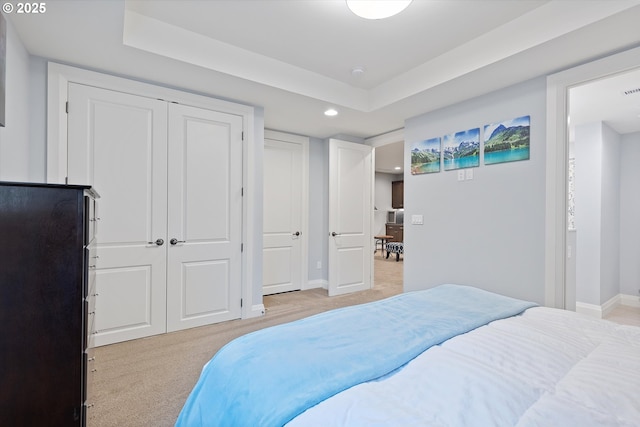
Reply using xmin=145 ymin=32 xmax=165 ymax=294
xmin=484 ymin=115 xmax=530 ymax=165
xmin=411 ymin=137 xmax=441 ymax=175
xmin=443 ymin=128 xmax=480 ymax=171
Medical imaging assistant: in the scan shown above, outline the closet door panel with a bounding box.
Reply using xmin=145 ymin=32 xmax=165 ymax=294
xmin=263 ymin=137 xmax=304 ymax=295
xmin=166 ymin=103 xmax=243 ymax=332
xmin=68 ymin=83 xmax=168 ymax=346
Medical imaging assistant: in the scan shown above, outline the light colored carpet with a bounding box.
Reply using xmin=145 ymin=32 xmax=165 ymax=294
xmin=88 ymin=256 xmax=403 ymax=427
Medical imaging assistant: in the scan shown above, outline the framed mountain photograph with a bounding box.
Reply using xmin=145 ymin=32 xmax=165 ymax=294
xmin=483 ymin=115 xmax=530 ymax=165
xmin=411 ymin=137 xmax=441 ymax=175
xmin=443 ymin=128 xmax=480 ymax=171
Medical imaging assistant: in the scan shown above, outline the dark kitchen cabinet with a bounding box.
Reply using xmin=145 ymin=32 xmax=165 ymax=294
xmin=385 ymin=224 xmax=403 ymax=243
xmin=392 ymin=180 xmax=404 ymax=209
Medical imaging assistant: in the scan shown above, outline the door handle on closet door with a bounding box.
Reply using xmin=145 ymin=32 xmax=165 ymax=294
xmin=170 ymin=238 xmax=186 ymax=245
xmin=148 ymin=238 xmax=164 ymax=246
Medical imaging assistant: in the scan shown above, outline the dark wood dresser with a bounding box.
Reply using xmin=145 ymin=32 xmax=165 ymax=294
xmin=0 ymin=182 xmax=98 ymax=426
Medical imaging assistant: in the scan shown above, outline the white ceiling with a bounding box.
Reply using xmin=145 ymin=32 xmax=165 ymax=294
xmin=374 ymin=141 xmax=405 ymax=174
xmin=570 ymin=67 xmax=640 ymax=134
xmin=6 ymin=0 xmax=640 ymax=160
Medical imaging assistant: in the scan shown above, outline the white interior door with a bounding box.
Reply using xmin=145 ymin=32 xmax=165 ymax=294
xmin=263 ymin=133 xmax=305 ymax=295
xmin=166 ymin=103 xmax=243 ymax=332
xmin=68 ymin=83 xmax=168 ymax=346
xmin=328 ymin=139 xmax=373 ymax=296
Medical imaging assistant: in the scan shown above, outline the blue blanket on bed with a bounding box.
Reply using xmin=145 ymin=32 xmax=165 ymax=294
xmin=175 ymin=284 xmax=537 ymax=427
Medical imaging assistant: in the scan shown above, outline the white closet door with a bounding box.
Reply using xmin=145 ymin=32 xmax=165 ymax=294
xmin=166 ymin=103 xmax=243 ymax=332
xmin=263 ymin=136 xmax=304 ymax=295
xmin=68 ymin=83 xmax=168 ymax=346
xmin=328 ymin=139 xmax=373 ymax=296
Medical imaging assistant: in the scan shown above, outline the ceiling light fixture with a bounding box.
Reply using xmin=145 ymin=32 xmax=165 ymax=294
xmin=394 ymin=166 xmax=402 ymax=170
xmin=351 ymin=66 xmax=365 ymax=78
xmin=346 ymin=0 xmax=412 ymax=20
xmin=324 ymin=108 xmax=339 ymax=117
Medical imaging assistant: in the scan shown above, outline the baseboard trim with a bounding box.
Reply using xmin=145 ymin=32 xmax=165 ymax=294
xmin=576 ymin=293 xmax=639 ymax=318
xmin=621 ymin=293 xmax=640 ymax=308
xmin=601 ymin=294 xmax=620 ymax=318
xmin=246 ymin=303 xmax=265 ymax=318
xmin=575 ymin=301 xmax=604 ymax=318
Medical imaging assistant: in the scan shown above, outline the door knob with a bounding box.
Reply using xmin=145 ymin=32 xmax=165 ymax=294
xmin=293 ymin=231 xmax=301 ymax=236
xmin=148 ymin=238 xmax=164 ymax=246
xmin=170 ymin=238 xmax=186 ymax=245
xmin=331 ymin=232 xmax=340 ymax=237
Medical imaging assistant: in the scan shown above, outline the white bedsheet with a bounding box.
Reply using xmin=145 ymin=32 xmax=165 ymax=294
xmin=287 ymin=307 xmax=640 ymax=427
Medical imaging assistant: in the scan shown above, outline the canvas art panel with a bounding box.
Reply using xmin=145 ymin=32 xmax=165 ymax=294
xmin=411 ymin=137 xmax=441 ymax=175
xmin=483 ymin=115 xmax=530 ymax=165
xmin=443 ymin=128 xmax=480 ymax=171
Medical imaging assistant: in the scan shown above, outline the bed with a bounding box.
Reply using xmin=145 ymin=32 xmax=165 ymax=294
xmin=176 ymin=284 xmax=640 ymax=426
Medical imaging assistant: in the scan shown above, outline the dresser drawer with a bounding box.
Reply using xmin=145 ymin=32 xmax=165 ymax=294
xmin=84 ymin=348 xmax=97 ymax=417
xmin=85 ymin=195 xmax=98 ymax=245
xmin=87 ymin=303 xmax=97 ymax=349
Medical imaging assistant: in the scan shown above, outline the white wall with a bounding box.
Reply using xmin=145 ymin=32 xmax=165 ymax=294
xmin=574 ymin=122 xmax=603 ymax=305
xmin=566 ymin=230 xmax=577 ymax=311
xmin=600 ymin=123 xmax=620 ymax=303
xmin=574 ymin=122 xmax=621 ymax=306
xmin=250 ymin=107 xmax=265 ymax=307
xmin=308 ymin=137 xmax=328 ymax=283
xmin=0 ymin=17 xmax=30 ymax=181
xmin=28 ymin=56 xmax=47 ymax=181
xmin=403 ymin=77 xmax=547 ymax=304
xmin=619 ymin=131 xmax=640 ymax=297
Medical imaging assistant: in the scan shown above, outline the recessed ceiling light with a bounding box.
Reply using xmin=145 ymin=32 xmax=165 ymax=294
xmin=351 ymin=67 xmax=365 ymax=78
xmin=324 ymin=108 xmax=338 ymax=117
xmin=347 ymin=0 xmax=412 ymax=20
xmin=394 ymin=166 xmax=402 ymax=170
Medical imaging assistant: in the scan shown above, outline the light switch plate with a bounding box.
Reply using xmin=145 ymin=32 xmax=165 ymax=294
xmin=466 ymin=168 xmax=474 ymax=180
xmin=411 ymin=214 xmax=424 ymax=225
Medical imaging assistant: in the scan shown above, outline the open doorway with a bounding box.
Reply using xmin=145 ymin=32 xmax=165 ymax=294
xmin=546 ymin=46 xmax=640 ymax=310
xmin=372 ymin=138 xmax=404 ymax=290
xmin=565 ymin=66 xmax=640 ymax=321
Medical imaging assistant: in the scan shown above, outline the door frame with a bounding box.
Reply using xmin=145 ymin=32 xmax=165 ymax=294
xmin=365 ymin=129 xmax=405 ymax=289
xmin=263 ymin=129 xmax=310 ymax=292
xmin=46 ymin=62 xmax=264 ymax=320
xmin=545 ymin=45 xmax=640 ymax=309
